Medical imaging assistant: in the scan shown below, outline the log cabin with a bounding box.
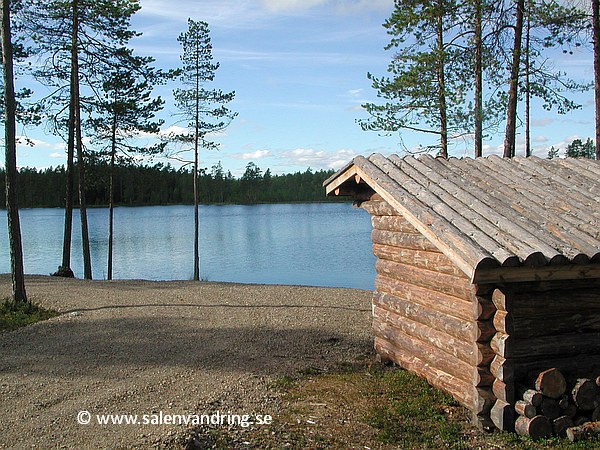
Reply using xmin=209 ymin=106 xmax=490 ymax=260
xmin=323 ymin=153 xmax=600 ymax=431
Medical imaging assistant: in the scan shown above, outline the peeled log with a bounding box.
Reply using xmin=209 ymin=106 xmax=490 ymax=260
xmin=515 ymin=415 xmax=553 ymax=440
xmin=519 ymin=388 xmax=543 ymax=407
xmin=567 ymin=421 xmax=600 ymax=442
xmin=572 ymin=378 xmax=600 ymax=411
xmin=490 ymin=399 xmax=515 ymax=432
xmin=558 ymin=395 xmax=570 ymax=409
xmin=515 ymin=400 xmax=536 ymax=418
xmin=535 ymin=368 xmax=567 ymax=399
xmin=522 ymin=389 xmax=543 ymax=408
xmin=553 ymin=415 xmax=574 ymax=438
xmin=539 ymin=398 xmax=561 ymax=420
xmin=592 ymin=406 xmax=600 ymax=422
xmin=563 ymin=404 xmax=578 ymax=418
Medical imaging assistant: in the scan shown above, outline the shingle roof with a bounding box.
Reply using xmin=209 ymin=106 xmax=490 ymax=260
xmin=324 ymin=154 xmax=600 ymax=283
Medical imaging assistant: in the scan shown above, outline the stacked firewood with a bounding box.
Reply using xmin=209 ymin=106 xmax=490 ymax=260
xmin=513 ymin=368 xmax=600 ymax=441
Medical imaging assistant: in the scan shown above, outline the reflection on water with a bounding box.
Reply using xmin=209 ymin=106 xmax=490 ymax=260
xmin=0 ymin=203 xmax=376 ymax=290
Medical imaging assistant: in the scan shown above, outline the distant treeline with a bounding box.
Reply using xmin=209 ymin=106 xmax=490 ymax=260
xmin=0 ymin=161 xmax=339 ymax=208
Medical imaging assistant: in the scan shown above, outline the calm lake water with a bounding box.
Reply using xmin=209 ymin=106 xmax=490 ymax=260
xmin=0 ymin=203 xmax=376 ymax=290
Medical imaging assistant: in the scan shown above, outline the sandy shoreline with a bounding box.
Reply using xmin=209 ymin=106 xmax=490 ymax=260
xmin=0 ymin=275 xmax=373 ymax=449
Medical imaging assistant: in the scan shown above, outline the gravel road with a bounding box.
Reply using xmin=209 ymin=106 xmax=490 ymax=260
xmin=0 ymin=275 xmax=373 ymax=449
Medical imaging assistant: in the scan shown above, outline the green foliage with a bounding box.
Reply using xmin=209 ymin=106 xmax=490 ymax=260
xmin=361 ymin=0 xmax=589 ymax=156
xmin=0 ymin=299 xmax=59 ymax=332
xmin=89 ymin=47 xmax=167 ymax=162
xmin=547 ymin=145 xmax=559 ymax=159
xmin=170 ymin=19 xmax=236 ymax=150
xmin=520 ymin=1 xmax=590 ymax=114
xmin=28 ymin=0 xmax=143 ymax=136
xmin=360 ymin=0 xmax=469 ymax=153
xmin=566 ymin=138 xmax=596 ymax=159
xmin=0 ymin=162 xmax=337 ymax=207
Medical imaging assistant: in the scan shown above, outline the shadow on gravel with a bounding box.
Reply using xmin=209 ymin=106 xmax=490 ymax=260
xmin=62 ymin=303 xmax=371 ymax=314
xmin=0 ymin=315 xmax=372 ymax=377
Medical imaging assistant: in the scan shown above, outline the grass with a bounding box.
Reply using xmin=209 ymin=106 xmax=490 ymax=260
xmin=178 ymin=359 xmax=600 ymax=450
xmin=0 ymin=299 xmax=59 ymax=332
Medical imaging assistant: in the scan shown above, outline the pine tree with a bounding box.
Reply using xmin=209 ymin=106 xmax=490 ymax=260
xmin=171 ymin=19 xmax=236 ymax=281
xmin=1 ymin=0 xmax=26 ymax=302
xmin=89 ymin=48 xmax=166 ymax=280
xmin=565 ymin=138 xmax=595 ymax=159
xmin=29 ymin=0 xmax=142 ymax=279
xmin=504 ymin=0 xmax=526 ymax=158
xmin=593 ymin=0 xmax=600 ymax=159
xmin=361 ymin=0 xmax=472 ymax=157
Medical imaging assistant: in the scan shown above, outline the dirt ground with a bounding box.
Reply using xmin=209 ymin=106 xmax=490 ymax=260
xmin=0 ymin=275 xmax=373 ymax=449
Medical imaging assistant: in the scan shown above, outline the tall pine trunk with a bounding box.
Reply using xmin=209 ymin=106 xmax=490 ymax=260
xmin=503 ymin=0 xmax=525 ymax=158
xmin=70 ymin=0 xmax=92 ymax=279
xmin=593 ymin=0 xmax=600 ymax=160
xmin=474 ymin=0 xmax=483 ymax=158
xmin=193 ymin=64 xmax=200 ymax=281
xmin=436 ymin=9 xmax=448 ymax=158
xmin=107 ymin=110 xmax=117 ymax=280
xmin=59 ymin=0 xmax=78 ymax=277
xmin=75 ymin=86 xmax=92 ymax=279
xmin=525 ymin=0 xmax=531 ymax=157
xmin=2 ymin=0 xmax=27 ymax=303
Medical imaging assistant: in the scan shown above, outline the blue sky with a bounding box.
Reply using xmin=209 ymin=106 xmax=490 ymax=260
xmin=13 ymin=0 xmax=597 ymax=176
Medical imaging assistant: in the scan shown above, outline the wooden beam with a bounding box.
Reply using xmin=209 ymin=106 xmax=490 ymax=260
xmin=325 ymin=165 xmax=357 ymax=196
xmin=474 ymin=263 xmax=600 ymax=284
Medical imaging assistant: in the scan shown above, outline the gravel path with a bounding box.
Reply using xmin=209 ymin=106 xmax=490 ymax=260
xmin=0 ymin=275 xmax=373 ymax=449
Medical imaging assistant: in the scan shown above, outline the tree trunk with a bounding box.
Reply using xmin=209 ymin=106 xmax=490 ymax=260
xmin=107 ymin=110 xmax=117 ymax=280
xmin=72 ymin=0 xmax=92 ymax=280
xmin=525 ymin=0 xmax=531 ymax=157
xmin=436 ymin=10 xmax=448 ymax=158
xmin=503 ymin=0 xmax=525 ymax=158
xmin=76 ymin=97 xmax=92 ymax=279
xmin=474 ymin=0 xmax=483 ymax=158
xmin=593 ymin=0 xmax=600 ymax=160
xmin=59 ymin=0 xmax=78 ymax=277
xmin=193 ymin=63 xmax=200 ymax=281
xmin=1 ymin=0 xmax=27 ymax=303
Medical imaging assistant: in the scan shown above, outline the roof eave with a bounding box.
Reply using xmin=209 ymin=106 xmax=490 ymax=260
xmin=473 ymin=263 xmax=600 ymax=285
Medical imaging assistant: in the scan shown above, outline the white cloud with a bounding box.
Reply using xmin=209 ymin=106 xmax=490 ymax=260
xmin=232 ymin=150 xmax=271 ymax=160
xmin=534 ymin=135 xmax=549 ymax=143
xmin=532 ymin=118 xmax=555 ymax=127
xmin=49 ymin=152 xmax=63 ymax=159
xmin=262 ymin=0 xmax=327 ymax=12
xmin=160 ymin=125 xmax=189 ymax=136
xmin=279 ymin=148 xmax=357 ymax=169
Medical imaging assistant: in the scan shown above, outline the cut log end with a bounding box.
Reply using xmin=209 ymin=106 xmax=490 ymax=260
xmin=567 ymin=421 xmax=600 ymax=443
xmin=572 ymin=378 xmax=600 ymax=411
xmin=535 ymin=368 xmax=567 ymax=399
xmin=515 ymin=415 xmax=553 ymax=440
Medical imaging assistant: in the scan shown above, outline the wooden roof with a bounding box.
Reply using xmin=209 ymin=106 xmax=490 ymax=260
xmin=324 ymin=154 xmax=600 ymax=284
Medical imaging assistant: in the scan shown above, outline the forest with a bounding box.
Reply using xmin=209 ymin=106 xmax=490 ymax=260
xmin=0 ymin=161 xmax=337 ymax=208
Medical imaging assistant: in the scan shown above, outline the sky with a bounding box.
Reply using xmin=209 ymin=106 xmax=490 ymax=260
xmin=12 ymin=0 xmax=598 ymax=176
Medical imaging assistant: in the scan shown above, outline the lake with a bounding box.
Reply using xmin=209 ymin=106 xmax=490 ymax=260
xmin=0 ymin=203 xmax=376 ymax=290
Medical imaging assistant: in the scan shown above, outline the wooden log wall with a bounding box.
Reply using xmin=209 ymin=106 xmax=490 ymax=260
xmin=362 ymin=199 xmax=496 ymax=429
xmin=489 ymin=280 xmax=600 ymax=432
